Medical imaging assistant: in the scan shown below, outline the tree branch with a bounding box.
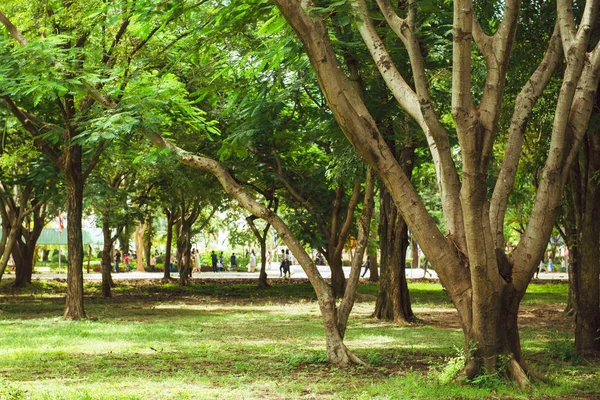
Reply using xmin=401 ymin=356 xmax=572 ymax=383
xmin=490 ymin=22 xmax=563 ymax=247
xmin=0 ymin=9 xmax=28 ymax=45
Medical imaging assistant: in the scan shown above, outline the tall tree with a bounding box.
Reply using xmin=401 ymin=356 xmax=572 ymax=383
xmin=271 ymin=0 xmax=600 ymax=385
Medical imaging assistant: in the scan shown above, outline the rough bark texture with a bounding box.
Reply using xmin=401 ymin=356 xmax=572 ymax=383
xmin=374 ymin=182 xmax=414 ymax=322
xmin=574 ymin=102 xmax=600 ymax=355
xmin=271 ymin=0 xmax=599 ymax=383
xmin=13 ymin=205 xmax=44 ymax=288
xmin=64 ymin=162 xmax=86 ymax=320
xmin=374 ymin=131 xmax=415 ymax=322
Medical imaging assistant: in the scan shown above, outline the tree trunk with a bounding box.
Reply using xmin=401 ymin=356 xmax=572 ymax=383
xmin=373 ymin=182 xmax=414 ymax=322
xmin=144 ymin=214 xmax=152 ymax=271
xmin=101 ymin=215 xmax=114 ymax=298
xmin=367 ymin=253 xmax=378 ymax=282
xmin=64 ymin=161 xmax=86 ymax=320
xmin=12 ymin=245 xmax=33 ymax=288
xmin=163 ymin=211 xmax=175 ymax=280
xmin=258 ymin=236 xmax=269 ymax=288
xmin=134 ymin=221 xmax=146 ymax=271
xmin=574 ymin=125 xmax=600 ymax=355
xmin=42 ymin=248 xmax=49 ymax=262
xmin=328 ymin=252 xmax=345 ymax=298
xmin=177 ymin=220 xmax=192 ymax=286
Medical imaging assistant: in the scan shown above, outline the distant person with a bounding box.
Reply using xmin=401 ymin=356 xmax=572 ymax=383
xmin=230 ymin=253 xmax=237 ymax=270
xmin=283 ymin=249 xmax=291 ymax=278
xmin=219 ymin=251 xmax=225 ymax=270
xmin=266 ymin=250 xmax=272 ymax=268
xmin=150 ymin=252 xmax=157 ymax=271
xmin=123 ymin=252 xmax=131 ymax=271
xmin=211 ymin=251 xmax=218 ymax=272
xmin=114 ymin=250 xmax=121 ymax=273
xmin=361 ymin=259 xmax=370 ymax=278
xmin=249 ymin=250 xmax=257 ymax=272
xmin=280 ymin=249 xmax=286 ymax=277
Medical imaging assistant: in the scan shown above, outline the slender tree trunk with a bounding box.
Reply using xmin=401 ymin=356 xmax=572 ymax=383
xmin=144 ymin=214 xmax=152 ymax=270
xmin=258 ymin=236 xmax=269 ymax=287
xmin=178 ymin=220 xmax=192 ymax=286
xmin=135 ymin=221 xmax=146 ymax=271
xmin=101 ymin=216 xmax=114 ymax=298
xmin=163 ymin=211 xmax=174 ymax=280
xmin=64 ymin=161 xmax=86 ymax=320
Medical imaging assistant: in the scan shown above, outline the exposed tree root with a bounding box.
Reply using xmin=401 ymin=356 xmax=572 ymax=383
xmin=506 ymin=358 xmax=531 ymax=389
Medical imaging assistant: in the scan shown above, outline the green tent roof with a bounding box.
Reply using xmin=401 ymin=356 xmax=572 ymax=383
xmin=36 ymin=228 xmax=98 ymax=245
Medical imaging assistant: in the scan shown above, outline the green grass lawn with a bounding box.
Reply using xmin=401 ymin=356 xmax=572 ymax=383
xmin=0 ymin=280 xmax=597 ymax=399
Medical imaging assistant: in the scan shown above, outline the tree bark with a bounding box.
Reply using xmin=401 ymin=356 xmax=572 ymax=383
xmin=374 ymin=180 xmax=414 ymax=322
xmin=13 ymin=204 xmax=44 ymax=288
xmin=574 ymin=106 xmax=600 ymax=355
xmin=163 ymin=210 xmax=176 ymax=280
xmin=64 ymin=161 xmax=86 ymax=320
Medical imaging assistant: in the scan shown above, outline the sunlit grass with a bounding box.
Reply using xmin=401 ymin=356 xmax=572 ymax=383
xmin=0 ymin=279 xmax=597 ymax=399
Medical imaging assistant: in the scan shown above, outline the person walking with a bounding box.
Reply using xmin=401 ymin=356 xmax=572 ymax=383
xmin=230 ymin=253 xmax=237 ymax=270
xmin=211 ymin=250 xmax=218 ymax=272
xmin=280 ymin=249 xmax=286 ymax=277
xmin=361 ymin=259 xmax=370 ymax=278
xmin=249 ymin=250 xmax=257 ymax=272
xmin=283 ymin=249 xmax=291 ymax=278
xmin=114 ymin=249 xmax=121 ymax=273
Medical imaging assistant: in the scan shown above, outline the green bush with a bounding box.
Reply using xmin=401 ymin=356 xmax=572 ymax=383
xmin=51 ymin=254 xmax=68 ymax=264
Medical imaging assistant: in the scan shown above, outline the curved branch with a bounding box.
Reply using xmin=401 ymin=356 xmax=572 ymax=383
xmin=490 ymin=22 xmax=563 ymax=247
xmin=146 ymin=130 xmax=330 ymax=295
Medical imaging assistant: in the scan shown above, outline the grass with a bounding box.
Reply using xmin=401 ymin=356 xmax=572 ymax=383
xmin=0 ymin=279 xmax=598 ymax=399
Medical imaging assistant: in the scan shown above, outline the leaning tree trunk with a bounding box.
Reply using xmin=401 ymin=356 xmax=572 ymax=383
xmin=373 ymin=182 xmax=414 ymax=322
xmin=64 ymin=155 xmax=86 ymax=320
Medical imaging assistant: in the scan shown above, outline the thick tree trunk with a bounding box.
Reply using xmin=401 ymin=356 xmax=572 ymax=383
xmin=574 ymin=128 xmax=600 ymax=355
xmin=13 ymin=208 xmax=44 ymax=288
xmin=12 ymin=246 xmax=33 ymax=288
xmin=374 ymin=183 xmax=414 ymax=322
xmin=64 ymin=162 xmax=86 ymax=320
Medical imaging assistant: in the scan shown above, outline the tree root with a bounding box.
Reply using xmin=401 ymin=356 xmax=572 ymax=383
xmin=506 ymin=358 xmax=531 ymax=389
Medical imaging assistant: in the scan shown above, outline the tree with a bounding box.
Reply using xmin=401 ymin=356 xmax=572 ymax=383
xmin=151 ymin=128 xmax=376 ymax=365
xmin=271 ymin=0 xmax=600 ymax=385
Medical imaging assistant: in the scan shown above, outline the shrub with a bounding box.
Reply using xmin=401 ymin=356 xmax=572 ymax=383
xmin=51 ymin=254 xmax=68 ymax=264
